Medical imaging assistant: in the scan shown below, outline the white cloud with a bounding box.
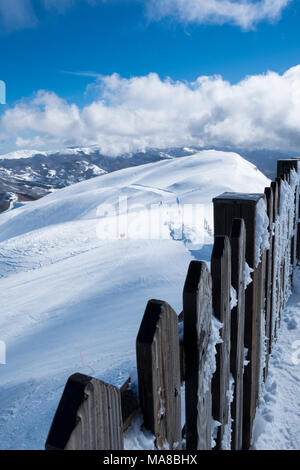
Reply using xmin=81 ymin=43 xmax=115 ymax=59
xmin=2 ymin=66 xmax=300 ymax=155
xmin=147 ymin=0 xmax=291 ymax=30
xmin=0 ymin=0 xmax=292 ymax=31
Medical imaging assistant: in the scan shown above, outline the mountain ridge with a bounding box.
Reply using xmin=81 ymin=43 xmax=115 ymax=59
xmin=0 ymin=144 xmax=294 ymax=213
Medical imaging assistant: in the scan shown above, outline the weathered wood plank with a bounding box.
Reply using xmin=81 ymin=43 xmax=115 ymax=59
xmin=211 ymin=235 xmax=231 ymax=450
xmin=136 ymin=299 xmax=181 ymax=450
xmin=213 ymin=193 xmax=267 ymax=450
xmin=230 ymin=219 xmax=246 ymax=450
xmin=183 ymin=261 xmax=212 ymax=450
xmin=45 ymin=373 xmax=124 ymax=450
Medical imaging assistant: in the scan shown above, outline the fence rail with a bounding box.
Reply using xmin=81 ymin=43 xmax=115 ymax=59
xmin=45 ymin=158 xmax=300 ymax=451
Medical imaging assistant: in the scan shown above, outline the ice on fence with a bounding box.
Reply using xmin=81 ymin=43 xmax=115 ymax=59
xmin=202 ymin=316 xmax=223 ymax=396
xmin=255 ymin=198 xmax=270 ymax=267
xmin=259 ymin=313 xmax=267 ymax=400
xmin=221 ymin=374 xmax=235 ymax=450
xmin=211 ymin=419 xmax=221 ymax=449
xmin=230 ymin=285 xmax=238 ymax=310
xmin=198 ymin=315 xmax=222 ymax=449
xmin=244 ymin=262 xmax=254 ymax=289
xmin=243 ymin=347 xmax=250 ymax=370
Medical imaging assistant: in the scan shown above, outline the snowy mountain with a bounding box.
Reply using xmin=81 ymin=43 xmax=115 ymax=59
xmin=0 ymin=150 xmax=270 ymax=449
xmin=1 ymin=144 xmax=295 ymax=213
xmin=0 ymin=146 xmax=198 ymax=212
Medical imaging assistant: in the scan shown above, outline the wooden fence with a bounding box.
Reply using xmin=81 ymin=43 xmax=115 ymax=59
xmin=45 ymin=158 xmax=300 ymax=451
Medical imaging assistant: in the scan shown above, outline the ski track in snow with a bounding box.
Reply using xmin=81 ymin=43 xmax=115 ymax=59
xmin=252 ymin=268 xmax=300 ymax=450
xmin=129 ymin=183 xmax=176 ymax=197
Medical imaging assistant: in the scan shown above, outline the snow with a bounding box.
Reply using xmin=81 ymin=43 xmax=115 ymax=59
xmin=221 ymin=374 xmax=235 ymax=450
xmin=230 ymin=286 xmax=238 ymax=310
xmin=255 ymin=198 xmax=270 ymax=267
xmin=278 ymin=178 xmax=296 ymax=301
xmin=252 ymin=268 xmax=300 ymax=450
xmin=0 ymin=149 xmax=48 ymax=160
xmin=270 ymin=173 xmax=299 ymax=345
xmin=0 ymin=150 xmax=270 ymax=449
xmin=197 ymin=314 xmax=222 ymax=450
xmin=124 ymin=415 xmax=155 ymax=450
xmin=0 ymin=146 xmax=104 ymax=161
xmin=211 ymin=419 xmax=221 ymax=449
xmin=259 ymin=312 xmax=267 ymax=399
xmin=201 ymin=316 xmax=222 ymax=395
xmin=244 ymin=347 xmax=250 ymax=370
xmin=243 ymin=262 xmax=254 ymax=289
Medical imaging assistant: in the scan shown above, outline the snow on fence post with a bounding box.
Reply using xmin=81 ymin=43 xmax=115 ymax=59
xmin=264 ymin=186 xmax=274 ymax=377
xmin=293 ymin=160 xmax=300 ymax=264
xmin=183 ymin=261 xmax=213 ymax=450
xmin=211 ymin=235 xmax=231 ymax=450
xmin=45 ymin=373 xmax=124 ymax=450
xmin=277 ymin=159 xmax=300 ymax=269
xmin=136 ymin=299 xmax=181 ymax=450
xmin=277 ymin=159 xmax=298 ymax=182
xmin=270 ymin=181 xmax=279 ymax=348
xmin=295 ymin=159 xmax=300 ymax=262
xmin=275 ymin=176 xmax=285 ymax=331
xmin=229 ymin=219 xmax=246 ymax=450
xmin=275 ymin=170 xmax=296 ymax=326
xmin=213 ymin=193 xmax=267 ymax=450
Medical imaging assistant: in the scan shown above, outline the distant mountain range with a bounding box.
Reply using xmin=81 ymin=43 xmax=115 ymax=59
xmin=0 ymin=145 xmax=298 ymax=212
xmin=0 ymin=146 xmax=198 ymax=212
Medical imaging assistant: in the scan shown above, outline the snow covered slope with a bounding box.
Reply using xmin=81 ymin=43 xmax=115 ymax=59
xmin=0 ymin=151 xmax=269 ymax=449
xmin=1 ymin=144 xmax=288 ymax=213
xmin=0 ymin=146 xmax=194 ymax=212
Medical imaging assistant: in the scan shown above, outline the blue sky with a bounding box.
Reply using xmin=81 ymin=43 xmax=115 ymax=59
xmin=0 ymin=0 xmax=299 ymax=103
xmin=0 ymin=0 xmax=300 ymax=155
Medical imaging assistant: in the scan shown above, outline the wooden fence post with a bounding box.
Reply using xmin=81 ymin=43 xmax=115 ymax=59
xmin=213 ymin=193 xmax=267 ymax=449
xmin=277 ymin=159 xmax=300 ymax=278
xmin=275 ymin=171 xmax=296 ymax=322
xmin=292 ymin=159 xmax=300 ymax=264
xmin=270 ymin=181 xmax=279 ymax=348
xmin=136 ymin=299 xmax=181 ymax=450
xmin=229 ymin=219 xmax=246 ymax=450
xmin=264 ymin=186 xmax=274 ymax=376
xmin=211 ymin=235 xmax=231 ymax=450
xmin=275 ymin=177 xmax=285 ymax=332
xmin=295 ymin=159 xmax=300 ymax=262
xmin=277 ymin=159 xmax=298 ymax=182
xmin=183 ymin=261 xmax=213 ymax=450
xmin=45 ymin=373 xmax=124 ymax=450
